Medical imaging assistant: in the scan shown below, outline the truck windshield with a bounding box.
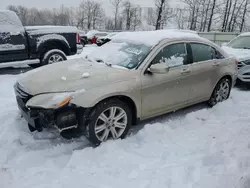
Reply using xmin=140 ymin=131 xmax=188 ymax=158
xmin=227 ymin=36 xmax=250 ymax=49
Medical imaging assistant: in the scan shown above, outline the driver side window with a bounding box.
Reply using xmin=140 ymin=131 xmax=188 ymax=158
xmin=152 ymin=43 xmax=187 ymax=68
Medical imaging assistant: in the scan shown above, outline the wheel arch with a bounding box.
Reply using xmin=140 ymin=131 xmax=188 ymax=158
xmin=37 ymin=38 xmax=70 ymax=58
xmin=210 ymin=74 xmax=233 ymax=96
xmin=85 ymin=95 xmax=139 ymax=125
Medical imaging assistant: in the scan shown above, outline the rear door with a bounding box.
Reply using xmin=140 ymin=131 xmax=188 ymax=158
xmin=0 ymin=11 xmax=28 ymax=63
xmin=187 ymin=42 xmax=222 ymax=103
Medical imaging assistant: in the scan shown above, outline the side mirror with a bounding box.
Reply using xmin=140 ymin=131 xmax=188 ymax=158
xmin=221 ymin=42 xmax=228 ymax=47
xmin=148 ymin=63 xmax=169 ymax=74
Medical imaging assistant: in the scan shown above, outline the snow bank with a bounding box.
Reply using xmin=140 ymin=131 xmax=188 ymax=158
xmin=112 ymin=30 xmax=202 ymax=46
xmin=1 ymin=73 xmax=250 ymax=188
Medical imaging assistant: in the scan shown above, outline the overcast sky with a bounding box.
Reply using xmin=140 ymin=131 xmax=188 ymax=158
xmin=1 ymin=0 xmax=154 ymax=10
xmin=0 ymin=0 xmax=183 ymax=14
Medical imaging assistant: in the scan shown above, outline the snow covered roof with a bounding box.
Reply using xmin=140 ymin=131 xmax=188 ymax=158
xmin=112 ymin=30 xmax=204 ymax=46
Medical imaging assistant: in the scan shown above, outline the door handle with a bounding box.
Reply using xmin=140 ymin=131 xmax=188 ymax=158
xmin=213 ymin=62 xmax=220 ymax=66
xmin=181 ymin=68 xmax=191 ymax=74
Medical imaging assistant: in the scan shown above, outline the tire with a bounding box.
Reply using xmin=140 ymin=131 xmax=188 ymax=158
xmin=83 ymin=99 xmax=132 ymax=146
xmin=29 ymin=49 xmax=67 ymax=68
xmin=208 ymin=77 xmax=231 ymax=106
xmin=28 ymin=123 xmax=36 ymax=132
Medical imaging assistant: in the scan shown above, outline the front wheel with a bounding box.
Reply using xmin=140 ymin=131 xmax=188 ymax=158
xmin=208 ymin=78 xmax=231 ymax=106
xmin=83 ymin=99 xmax=132 ymax=146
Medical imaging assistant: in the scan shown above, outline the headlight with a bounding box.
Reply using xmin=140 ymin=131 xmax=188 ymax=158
xmin=26 ymin=89 xmax=86 ymax=109
xmin=26 ymin=92 xmax=73 ymax=109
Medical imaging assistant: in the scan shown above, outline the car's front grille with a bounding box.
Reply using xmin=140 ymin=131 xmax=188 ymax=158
xmin=237 ymin=62 xmax=245 ymax=69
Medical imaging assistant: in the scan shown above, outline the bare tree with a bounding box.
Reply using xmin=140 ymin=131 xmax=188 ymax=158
xmin=207 ymin=0 xmax=216 ymax=31
xmin=155 ymin=0 xmax=166 ymax=30
xmin=240 ymin=0 xmax=249 ymax=31
xmin=110 ymin=0 xmax=124 ymax=29
xmin=131 ymin=5 xmax=141 ymax=30
xmin=123 ymin=1 xmax=133 ymax=30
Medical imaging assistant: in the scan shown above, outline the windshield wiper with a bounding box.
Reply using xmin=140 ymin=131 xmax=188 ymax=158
xmin=243 ymin=47 xmax=250 ymax=49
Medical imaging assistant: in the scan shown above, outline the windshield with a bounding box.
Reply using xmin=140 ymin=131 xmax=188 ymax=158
xmin=87 ymin=41 xmax=151 ymax=69
xmin=227 ymin=36 xmax=250 ymax=49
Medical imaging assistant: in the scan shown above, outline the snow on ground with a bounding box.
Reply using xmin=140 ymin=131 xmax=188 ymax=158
xmin=1 ymin=46 xmax=250 ymax=188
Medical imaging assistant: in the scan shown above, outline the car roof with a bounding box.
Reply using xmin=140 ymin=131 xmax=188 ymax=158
xmin=112 ymin=30 xmax=207 ymax=46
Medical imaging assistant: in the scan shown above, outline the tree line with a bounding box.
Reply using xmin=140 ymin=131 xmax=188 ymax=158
xmin=6 ymin=0 xmax=250 ymax=32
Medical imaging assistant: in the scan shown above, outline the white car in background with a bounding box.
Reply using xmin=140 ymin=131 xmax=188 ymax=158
xmin=222 ymin=33 xmax=250 ymax=84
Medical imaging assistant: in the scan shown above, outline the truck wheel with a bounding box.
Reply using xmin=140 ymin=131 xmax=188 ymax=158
xmin=29 ymin=49 xmax=67 ymax=68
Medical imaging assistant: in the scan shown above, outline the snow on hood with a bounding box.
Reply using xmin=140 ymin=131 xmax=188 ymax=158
xmin=17 ymin=58 xmax=134 ymax=95
xmin=222 ymin=46 xmax=250 ymax=61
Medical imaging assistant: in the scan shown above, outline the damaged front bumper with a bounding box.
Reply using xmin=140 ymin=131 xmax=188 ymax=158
xmin=16 ymin=95 xmax=80 ymax=132
xmin=14 ymin=82 xmax=85 ymax=133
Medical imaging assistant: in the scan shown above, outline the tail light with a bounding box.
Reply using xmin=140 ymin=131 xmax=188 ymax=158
xmin=76 ymin=33 xmax=81 ymax=44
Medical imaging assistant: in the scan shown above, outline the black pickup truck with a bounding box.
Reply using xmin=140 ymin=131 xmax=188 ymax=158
xmin=0 ymin=10 xmax=83 ymax=68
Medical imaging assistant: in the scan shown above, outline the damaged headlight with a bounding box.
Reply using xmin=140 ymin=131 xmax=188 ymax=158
xmin=26 ymin=92 xmax=73 ymax=109
xmin=26 ymin=89 xmax=86 ymax=109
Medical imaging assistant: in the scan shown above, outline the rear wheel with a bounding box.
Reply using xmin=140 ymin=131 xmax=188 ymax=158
xmin=208 ymin=78 xmax=231 ymax=106
xmin=83 ymin=99 xmax=132 ymax=146
xmin=29 ymin=49 xmax=67 ymax=68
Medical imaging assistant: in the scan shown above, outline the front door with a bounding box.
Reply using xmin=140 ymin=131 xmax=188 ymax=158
xmin=141 ymin=42 xmax=193 ymax=119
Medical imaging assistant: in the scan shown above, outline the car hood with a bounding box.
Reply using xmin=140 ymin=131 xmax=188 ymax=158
xmin=18 ymin=58 xmax=137 ymax=95
xmin=222 ymin=46 xmax=250 ymax=61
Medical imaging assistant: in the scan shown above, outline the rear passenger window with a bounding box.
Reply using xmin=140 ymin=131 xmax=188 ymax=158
xmin=191 ymin=43 xmax=213 ymax=62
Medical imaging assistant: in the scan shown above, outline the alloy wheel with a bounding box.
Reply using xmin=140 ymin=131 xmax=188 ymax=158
xmin=94 ymin=107 xmax=128 ymax=142
xmin=48 ymin=54 xmax=64 ymax=64
xmin=215 ymin=80 xmax=230 ymax=102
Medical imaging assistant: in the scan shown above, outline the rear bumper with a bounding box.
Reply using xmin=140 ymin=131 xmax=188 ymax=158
xmin=76 ymin=44 xmax=83 ymax=54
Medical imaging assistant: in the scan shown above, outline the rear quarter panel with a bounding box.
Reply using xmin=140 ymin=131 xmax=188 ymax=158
xmin=26 ymin=31 xmax=77 ymax=58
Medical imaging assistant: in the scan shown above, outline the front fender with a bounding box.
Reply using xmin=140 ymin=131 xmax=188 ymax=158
xmin=71 ymin=79 xmax=141 ymax=116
